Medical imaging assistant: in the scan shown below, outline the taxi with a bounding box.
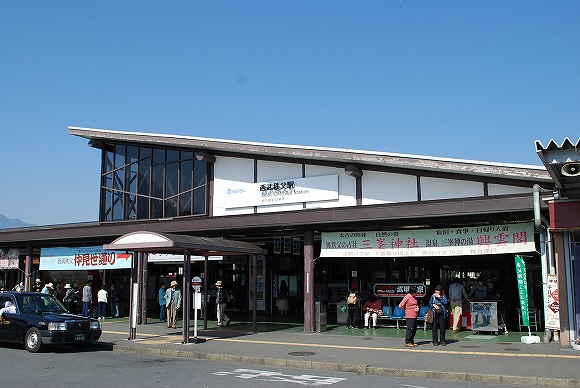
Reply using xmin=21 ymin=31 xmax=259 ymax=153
xmin=0 ymin=291 xmax=101 ymax=352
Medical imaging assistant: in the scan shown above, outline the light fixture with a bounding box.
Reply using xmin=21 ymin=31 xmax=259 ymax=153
xmin=195 ymin=152 xmax=216 ymax=163
xmin=344 ymin=164 xmax=363 ymax=178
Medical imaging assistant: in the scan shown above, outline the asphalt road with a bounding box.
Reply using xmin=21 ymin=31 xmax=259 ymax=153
xmin=0 ymin=343 xmax=521 ymax=388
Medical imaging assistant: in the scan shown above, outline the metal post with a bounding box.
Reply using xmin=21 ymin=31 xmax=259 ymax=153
xmin=141 ymin=253 xmax=148 ymax=324
xmin=182 ymin=253 xmax=191 ymax=344
xmin=136 ymin=252 xmax=143 ymax=325
xmin=128 ymin=251 xmax=137 ymax=340
xmin=203 ymin=256 xmax=208 ymax=330
xmin=304 ymin=230 xmax=315 ymax=332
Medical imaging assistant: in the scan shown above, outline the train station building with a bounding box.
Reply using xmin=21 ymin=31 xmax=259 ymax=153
xmin=0 ymin=127 xmax=578 ymax=345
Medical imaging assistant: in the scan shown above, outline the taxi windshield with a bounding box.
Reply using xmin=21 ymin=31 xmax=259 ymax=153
xmin=22 ymin=295 xmax=67 ymax=313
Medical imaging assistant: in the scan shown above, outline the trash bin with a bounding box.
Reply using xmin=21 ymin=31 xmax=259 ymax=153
xmin=336 ymin=301 xmax=348 ymax=325
xmin=315 ymin=301 xmax=327 ymax=332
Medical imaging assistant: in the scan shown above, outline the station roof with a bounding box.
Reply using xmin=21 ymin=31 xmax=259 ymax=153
xmin=103 ymin=231 xmax=267 ymax=256
xmin=69 ymin=126 xmax=551 ymax=182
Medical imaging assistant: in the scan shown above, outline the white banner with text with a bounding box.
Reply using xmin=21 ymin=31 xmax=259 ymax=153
xmin=321 ymin=222 xmax=535 ymax=257
xmin=40 ymin=246 xmax=133 ymax=270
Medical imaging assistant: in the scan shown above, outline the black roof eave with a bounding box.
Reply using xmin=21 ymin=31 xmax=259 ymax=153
xmin=0 ymin=194 xmax=542 ymax=249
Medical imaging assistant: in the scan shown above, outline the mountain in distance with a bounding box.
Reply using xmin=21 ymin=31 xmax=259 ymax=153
xmin=0 ymin=213 xmax=35 ymax=229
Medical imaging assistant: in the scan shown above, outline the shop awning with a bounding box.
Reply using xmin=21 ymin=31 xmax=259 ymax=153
xmin=103 ymin=231 xmax=267 ymax=256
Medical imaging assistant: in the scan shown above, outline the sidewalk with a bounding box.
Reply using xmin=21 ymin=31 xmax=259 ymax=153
xmin=95 ymin=318 xmax=580 ymax=387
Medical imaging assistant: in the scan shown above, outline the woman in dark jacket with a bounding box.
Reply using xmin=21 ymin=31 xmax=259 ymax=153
xmin=429 ymin=285 xmax=448 ymax=346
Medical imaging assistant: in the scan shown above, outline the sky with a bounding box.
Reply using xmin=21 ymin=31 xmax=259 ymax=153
xmin=0 ymin=1 xmax=578 ymax=226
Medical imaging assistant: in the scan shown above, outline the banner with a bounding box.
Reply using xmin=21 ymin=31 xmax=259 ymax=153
xmin=40 ymin=246 xmax=132 ymax=270
xmin=515 ymin=255 xmax=529 ymax=327
xmin=0 ymin=249 xmax=20 ymax=269
xmin=321 ymin=222 xmax=535 ymax=257
xmin=545 ymin=274 xmax=560 ymax=330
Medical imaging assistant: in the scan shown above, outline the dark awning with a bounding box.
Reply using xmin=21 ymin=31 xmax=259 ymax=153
xmin=103 ymin=231 xmax=267 ymax=256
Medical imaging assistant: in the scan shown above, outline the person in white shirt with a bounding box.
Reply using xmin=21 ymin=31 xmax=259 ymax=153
xmin=97 ymin=285 xmax=108 ymax=320
xmin=448 ymin=278 xmax=469 ymax=333
xmin=0 ymin=301 xmax=17 ymax=319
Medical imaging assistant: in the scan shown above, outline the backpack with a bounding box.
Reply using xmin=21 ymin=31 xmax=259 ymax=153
xmin=347 ymin=292 xmax=358 ymax=305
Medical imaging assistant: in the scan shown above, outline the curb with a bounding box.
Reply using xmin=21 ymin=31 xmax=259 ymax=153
xmin=93 ymin=341 xmax=580 ymax=387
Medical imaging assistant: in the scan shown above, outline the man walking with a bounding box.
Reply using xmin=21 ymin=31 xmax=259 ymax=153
xmin=97 ymin=285 xmax=108 ymax=320
xmin=215 ymin=280 xmax=230 ymax=327
xmin=158 ymin=282 xmax=167 ymax=322
xmin=448 ymin=278 xmax=469 ymax=333
xmin=164 ymin=280 xmax=182 ymax=329
xmin=82 ymin=280 xmax=92 ymax=317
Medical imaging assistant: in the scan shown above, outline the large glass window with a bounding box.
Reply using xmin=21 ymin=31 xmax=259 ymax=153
xmin=99 ymin=142 xmax=209 ymax=221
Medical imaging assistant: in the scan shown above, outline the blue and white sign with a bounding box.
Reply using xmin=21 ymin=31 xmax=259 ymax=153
xmin=40 ymin=246 xmax=132 ymax=270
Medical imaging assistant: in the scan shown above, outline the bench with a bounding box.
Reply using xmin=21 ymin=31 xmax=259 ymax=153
xmin=378 ymin=306 xmax=407 ymax=330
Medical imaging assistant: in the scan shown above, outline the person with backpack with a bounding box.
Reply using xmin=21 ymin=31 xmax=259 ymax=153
xmin=346 ymin=288 xmax=361 ymax=329
xmin=63 ymin=283 xmax=80 ymax=314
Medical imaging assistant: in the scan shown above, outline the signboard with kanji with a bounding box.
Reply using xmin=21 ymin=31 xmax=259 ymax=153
xmin=321 ymin=222 xmax=535 ymax=258
xmin=40 ymin=246 xmax=132 ymax=270
xmin=515 ymin=255 xmax=529 ymax=327
xmin=545 ymin=273 xmax=560 ymax=330
xmin=373 ymin=283 xmax=426 ymax=298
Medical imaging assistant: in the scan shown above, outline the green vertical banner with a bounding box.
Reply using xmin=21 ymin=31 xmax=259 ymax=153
xmin=515 ymin=255 xmax=529 ymax=327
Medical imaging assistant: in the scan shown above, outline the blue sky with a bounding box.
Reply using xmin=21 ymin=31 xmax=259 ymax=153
xmin=0 ymin=1 xmax=578 ymax=226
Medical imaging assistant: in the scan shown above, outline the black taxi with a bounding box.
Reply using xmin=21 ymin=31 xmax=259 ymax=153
xmin=0 ymin=291 xmax=101 ymax=352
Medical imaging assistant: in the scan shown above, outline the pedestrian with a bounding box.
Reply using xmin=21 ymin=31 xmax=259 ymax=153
xmin=399 ymin=286 xmax=420 ymax=347
xmin=110 ymin=284 xmax=120 ymax=318
xmin=164 ymin=280 xmax=182 ymax=329
xmin=118 ymin=283 xmax=125 ymax=316
xmin=53 ymin=282 xmax=64 ymax=301
xmin=346 ymin=288 xmax=361 ymax=329
xmin=82 ymin=280 xmax=92 ymax=317
xmin=277 ymin=280 xmax=289 ymax=316
xmin=468 ymin=277 xmax=487 ymax=301
xmin=429 ymin=285 xmax=448 ymax=346
xmin=97 ymin=285 xmax=108 ymax=320
xmin=12 ymin=282 xmax=24 ymax=292
xmin=215 ymin=280 xmax=230 ymax=327
xmin=63 ymin=283 xmax=79 ymax=314
xmin=33 ymin=278 xmax=42 ymax=293
xmin=158 ymin=282 xmax=167 ymax=322
xmin=41 ymin=282 xmax=54 ymax=295
xmin=448 ymin=278 xmax=469 ymax=333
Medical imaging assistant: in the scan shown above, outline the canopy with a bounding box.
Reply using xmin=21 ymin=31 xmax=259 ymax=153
xmin=103 ymin=231 xmax=266 ymax=256
xmin=104 ymin=231 xmax=266 ymax=343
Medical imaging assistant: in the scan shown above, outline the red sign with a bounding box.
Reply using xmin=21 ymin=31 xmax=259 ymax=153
xmin=373 ymin=283 xmax=426 ymax=298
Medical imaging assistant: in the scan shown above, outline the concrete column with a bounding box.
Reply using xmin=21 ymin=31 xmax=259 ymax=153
xmin=303 ymin=230 xmax=315 ymax=332
xmin=25 ymin=245 xmax=32 ymax=291
xmin=252 ymin=254 xmax=257 ymax=333
xmin=553 ymin=232 xmax=570 ymax=346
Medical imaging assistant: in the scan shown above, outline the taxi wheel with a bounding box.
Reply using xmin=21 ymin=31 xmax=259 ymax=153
xmin=24 ymin=327 xmax=43 ymax=353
